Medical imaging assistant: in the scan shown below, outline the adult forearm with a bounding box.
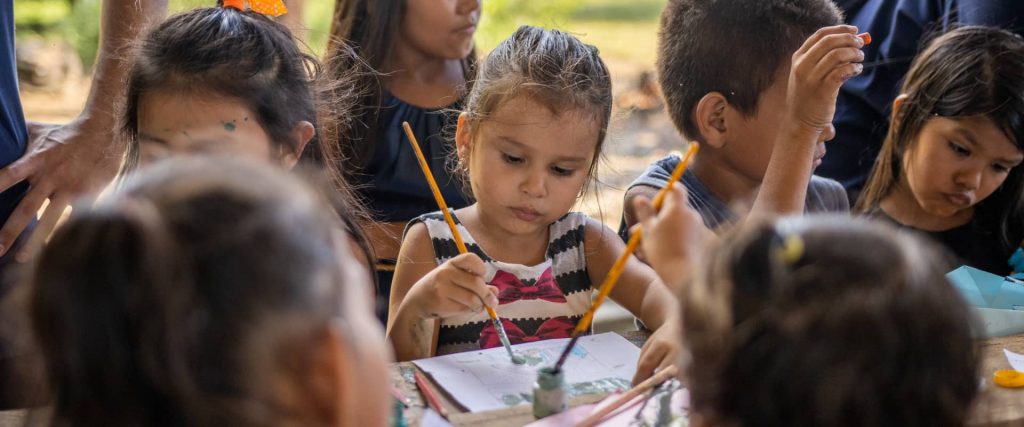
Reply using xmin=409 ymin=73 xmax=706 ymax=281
xmin=79 ymin=0 xmax=167 ymax=130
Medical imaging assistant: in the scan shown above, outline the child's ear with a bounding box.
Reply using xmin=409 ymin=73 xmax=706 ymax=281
xmin=282 ymin=121 xmax=316 ymax=169
xmin=693 ymin=93 xmax=728 ymax=149
xmin=455 ymin=112 xmax=473 ymax=161
xmin=891 ymin=94 xmax=909 ymax=123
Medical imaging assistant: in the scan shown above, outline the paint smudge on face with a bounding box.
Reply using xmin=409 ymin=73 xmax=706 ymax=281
xmin=223 ymin=121 xmax=237 ymax=132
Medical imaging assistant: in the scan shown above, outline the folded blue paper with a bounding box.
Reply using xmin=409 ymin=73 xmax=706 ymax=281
xmin=946 ymin=266 xmax=1024 ymax=337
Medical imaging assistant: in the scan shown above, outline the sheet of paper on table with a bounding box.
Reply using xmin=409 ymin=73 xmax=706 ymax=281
xmin=419 ymin=409 xmax=453 ymax=427
xmin=1006 ymin=348 xmax=1024 ymax=372
xmin=946 ymin=266 xmax=1024 ymax=337
xmin=412 ymin=332 xmax=640 ymax=412
xmin=525 ymin=388 xmax=690 ymax=427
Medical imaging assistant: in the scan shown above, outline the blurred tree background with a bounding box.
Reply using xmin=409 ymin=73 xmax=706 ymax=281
xmin=14 ymin=0 xmax=665 ymax=70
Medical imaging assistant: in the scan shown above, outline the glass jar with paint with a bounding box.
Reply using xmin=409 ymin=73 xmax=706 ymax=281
xmin=533 ymin=367 xmax=567 ymax=418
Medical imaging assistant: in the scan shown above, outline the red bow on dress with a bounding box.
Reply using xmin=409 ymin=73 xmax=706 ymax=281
xmin=479 ymin=316 xmax=575 ymax=348
xmin=491 ymin=268 xmax=567 ymax=305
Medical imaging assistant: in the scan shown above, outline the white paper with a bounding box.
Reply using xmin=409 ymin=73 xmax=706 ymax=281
xmin=419 ymin=409 xmax=453 ymax=427
xmin=1004 ymin=348 xmax=1024 ymax=372
xmin=413 ymin=332 xmax=639 ymax=412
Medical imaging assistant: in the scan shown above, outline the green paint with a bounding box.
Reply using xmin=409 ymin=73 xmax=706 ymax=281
xmin=501 ymin=393 xmax=530 ymax=406
xmin=223 ymin=121 xmax=236 ymax=132
xmin=567 ymin=377 xmax=631 ymax=396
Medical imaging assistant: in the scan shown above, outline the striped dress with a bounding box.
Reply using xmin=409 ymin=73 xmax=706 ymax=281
xmin=408 ymin=210 xmax=593 ymax=355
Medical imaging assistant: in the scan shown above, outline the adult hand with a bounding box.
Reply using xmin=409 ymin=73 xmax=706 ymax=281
xmin=0 ymin=117 xmax=122 ymax=261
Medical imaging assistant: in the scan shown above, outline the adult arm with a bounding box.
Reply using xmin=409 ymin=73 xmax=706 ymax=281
xmin=0 ymin=0 xmax=168 ymax=258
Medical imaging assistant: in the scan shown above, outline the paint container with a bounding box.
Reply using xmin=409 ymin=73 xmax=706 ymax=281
xmin=533 ymin=367 xmax=567 ymax=418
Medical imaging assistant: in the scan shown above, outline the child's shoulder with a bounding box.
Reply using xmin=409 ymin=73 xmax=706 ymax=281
xmin=807 ymin=175 xmax=850 ymax=213
xmin=564 ymin=212 xmax=620 ymax=245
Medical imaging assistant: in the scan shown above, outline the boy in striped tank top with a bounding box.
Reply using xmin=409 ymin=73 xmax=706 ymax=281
xmin=387 ymin=26 xmax=681 ymax=384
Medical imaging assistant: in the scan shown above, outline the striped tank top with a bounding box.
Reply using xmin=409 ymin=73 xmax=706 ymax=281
xmin=409 ymin=210 xmax=593 ymax=355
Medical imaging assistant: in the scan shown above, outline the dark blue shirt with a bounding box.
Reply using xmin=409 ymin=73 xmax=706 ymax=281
xmin=1 ymin=1 xmax=26 ymax=173
xmin=820 ymin=0 xmax=1024 ymax=201
xmin=353 ymin=92 xmax=469 ymax=222
xmin=0 ymin=2 xmax=29 ymax=253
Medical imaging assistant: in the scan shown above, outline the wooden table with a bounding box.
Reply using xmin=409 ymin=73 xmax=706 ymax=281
xmin=395 ymin=333 xmax=1024 ymax=427
xmin=969 ymin=334 xmax=1024 ymax=426
xmin=1 ymin=334 xmax=1020 ymax=427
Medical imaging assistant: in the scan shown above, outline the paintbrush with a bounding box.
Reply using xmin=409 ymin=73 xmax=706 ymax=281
xmin=553 ymin=143 xmax=699 ymax=372
xmin=401 ymin=121 xmax=525 ymax=365
xmin=575 ymin=365 xmax=679 ymax=427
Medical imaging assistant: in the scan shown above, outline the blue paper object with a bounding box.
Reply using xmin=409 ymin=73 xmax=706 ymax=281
xmin=1010 ymin=248 xmax=1024 ymax=280
xmin=946 ymin=266 xmax=1024 ymax=337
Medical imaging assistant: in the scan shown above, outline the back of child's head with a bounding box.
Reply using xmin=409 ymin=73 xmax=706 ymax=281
xmin=122 ymin=3 xmax=360 ymax=182
xmin=657 ymin=0 xmax=842 ymax=141
xmin=681 ymin=216 xmax=978 ymax=427
xmin=461 ymin=25 xmax=612 ymax=188
xmin=30 ymin=157 xmax=379 ymax=426
xmin=857 ymin=26 xmax=1024 ymax=241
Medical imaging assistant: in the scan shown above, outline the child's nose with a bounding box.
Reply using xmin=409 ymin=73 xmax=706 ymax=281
xmin=457 ymin=0 xmax=481 ymax=14
xmin=819 ymin=123 xmax=836 ymax=143
xmin=954 ymin=167 xmax=982 ymax=190
xmin=520 ymin=171 xmax=547 ymax=197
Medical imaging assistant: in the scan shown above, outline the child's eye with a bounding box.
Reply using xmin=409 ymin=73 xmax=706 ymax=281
xmin=551 ymin=166 xmax=575 ymax=177
xmin=992 ymin=163 xmax=1012 ymax=174
xmin=502 ymin=153 xmax=524 ymax=165
xmin=948 ymin=141 xmax=970 ymax=157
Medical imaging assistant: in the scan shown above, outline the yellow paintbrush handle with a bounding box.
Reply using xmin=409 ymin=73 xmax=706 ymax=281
xmin=573 ymin=143 xmax=699 ymax=335
xmin=402 ymin=122 xmax=495 ymax=321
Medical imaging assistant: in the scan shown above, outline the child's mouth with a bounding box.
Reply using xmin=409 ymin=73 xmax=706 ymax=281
xmin=511 ymin=207 xmax=542 ymax=222
xmin=944 ymin=192 xmax=972 ymax=208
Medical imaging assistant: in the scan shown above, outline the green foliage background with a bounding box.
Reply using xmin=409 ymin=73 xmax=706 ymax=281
xmin=14 ymin=0 xmax=664 ymax=69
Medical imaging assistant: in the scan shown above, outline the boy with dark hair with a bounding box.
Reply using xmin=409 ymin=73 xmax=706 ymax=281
xmin=622 ymin=0 xmax=864 ymax=236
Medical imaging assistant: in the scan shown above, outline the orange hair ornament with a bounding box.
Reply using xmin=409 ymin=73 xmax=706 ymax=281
xmin=222 ymin=0 xmax=288 ymax=17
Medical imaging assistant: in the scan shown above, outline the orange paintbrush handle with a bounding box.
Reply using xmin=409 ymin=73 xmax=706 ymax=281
xmin=402 ymin=121 xmax=496 ymax=322
xmin=402 ymin=122 xmax=469 ymax=254
xmin=572 ymin=144 xmax=699 ymax=335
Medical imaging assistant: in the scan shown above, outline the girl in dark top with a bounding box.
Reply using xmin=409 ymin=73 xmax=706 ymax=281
xmin=327 ymin=0 xmax=480 ymax=320
xmin=855 ymin=27 xmax=1024 ymax=275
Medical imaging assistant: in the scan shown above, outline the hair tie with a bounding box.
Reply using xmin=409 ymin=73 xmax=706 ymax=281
xmin=222 ymin=0 xmax=288 ymax=17
xmin=774 ymin=233 xmax=804 ymax=266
